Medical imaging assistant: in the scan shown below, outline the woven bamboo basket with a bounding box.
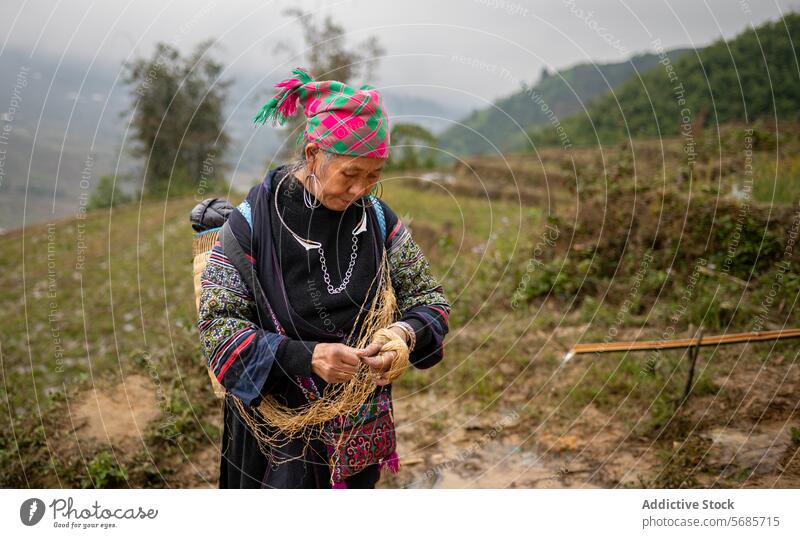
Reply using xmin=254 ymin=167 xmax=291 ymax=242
xmin=192 ymin=228 xmax=226 ymax=399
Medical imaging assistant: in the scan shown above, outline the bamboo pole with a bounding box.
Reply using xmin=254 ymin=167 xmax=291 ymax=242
xmin=562 ymin=328 xmax=800 ymax=363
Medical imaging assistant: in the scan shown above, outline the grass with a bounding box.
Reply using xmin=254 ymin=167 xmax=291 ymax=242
xmin=752 ymin=152 xmax=800 ymax=204
xmin=0 ymin=181 xmax=537 ymax=486
xmin=2 ymin=130 xmax=799 ymax=486
xmin=0 ymin=195 xmax=225 ymax=486
xmin=82 ymin=450 xmax=129 ymax=488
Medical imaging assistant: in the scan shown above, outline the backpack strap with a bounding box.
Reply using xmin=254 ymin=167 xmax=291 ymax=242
xmin=220 ymin=221 xmax=272 ymax=329
xmin=370 ymin=195 xmax=387 ymax=243
xmin=236 ymin=199 xmax=253 ymax=230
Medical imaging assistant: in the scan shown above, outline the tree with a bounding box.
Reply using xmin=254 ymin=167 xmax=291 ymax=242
xmin=270 ymin=9 xmax=385 ymax=157
xmin=538 ymin=66 xmax=551 ymax=83
xmin=88 ymin=175 xmax=133 ymax=209
xmin=122 ymin=39 xmax=231 ymax=195
xmin=388 ymin=123 xmax=437 ymax=170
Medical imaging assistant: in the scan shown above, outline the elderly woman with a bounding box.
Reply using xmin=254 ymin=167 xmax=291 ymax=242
xmin=196 ymin=67 xmax=450 ymax=488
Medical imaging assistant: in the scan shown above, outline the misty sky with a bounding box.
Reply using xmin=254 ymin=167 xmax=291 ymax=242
xmin=2 ymin=0 xmax=798 ymax=109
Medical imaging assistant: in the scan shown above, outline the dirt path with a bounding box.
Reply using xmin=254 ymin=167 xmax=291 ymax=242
xmin=380 ymin=393 xmax=577 ymax=488
xmin=68 ymin=374 xmax=161 ymax=452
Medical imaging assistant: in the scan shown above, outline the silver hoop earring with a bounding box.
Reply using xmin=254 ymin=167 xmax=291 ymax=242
xmin=303 ymin=172 xmax=321 ymax=209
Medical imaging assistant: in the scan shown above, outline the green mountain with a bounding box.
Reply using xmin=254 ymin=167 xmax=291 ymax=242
xmin=439 ymin=49 xmax=692 ymax=156
xmin=530 ymin=13 xmax=800 ymax=147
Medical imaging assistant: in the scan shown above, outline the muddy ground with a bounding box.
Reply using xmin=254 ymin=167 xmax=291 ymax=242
xmin=63 ymin=335 xmax=800 ymax=489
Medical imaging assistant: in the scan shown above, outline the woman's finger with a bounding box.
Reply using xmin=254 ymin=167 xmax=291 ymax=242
xmin=360 ymin=355 xmax=378 ymax=368
xmin=337 ymin=350 xmax=360 ymax=367
xmin=361 ymin=354 xmax=389 ymax=370
xmin=377 ymin=351 xmax=397 ymax=367
xmin=357 ymin=342 xmax=383 ymax=357
xmin=334 ymin=361 xmax=357 ymax=375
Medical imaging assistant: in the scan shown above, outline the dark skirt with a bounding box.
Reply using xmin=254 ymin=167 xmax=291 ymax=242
xmin=218 ymin=394 xmax=381 ymax=488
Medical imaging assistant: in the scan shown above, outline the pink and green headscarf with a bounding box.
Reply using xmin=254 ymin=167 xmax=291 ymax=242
xmin=254 ymin=67 xmax=390 ymax=159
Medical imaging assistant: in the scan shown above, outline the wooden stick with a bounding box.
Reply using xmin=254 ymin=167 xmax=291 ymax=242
xmin=564 ymin=328 xmax=800 ymax=359
xmin=679 ymin=327 xmax=703 ymax=409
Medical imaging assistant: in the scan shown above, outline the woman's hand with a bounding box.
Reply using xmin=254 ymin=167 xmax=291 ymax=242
xmin=310 ymin=343 xmax=362 ymax=384
xmin=358 ymin=326 xmax=407 ymax=386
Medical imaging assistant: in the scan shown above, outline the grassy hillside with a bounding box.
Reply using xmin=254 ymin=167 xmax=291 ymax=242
xmin=439 ymin=49 xmax=692 ymax=156
xmin=531 ymin=13 xmax=800 ymax=147
xmin=0 ymin=197 xmax=219 ymax=486
xmin=0 ymin=185 xmax=537 ymax=487
xmin=2 ymin=152 xmax=799 ymax=487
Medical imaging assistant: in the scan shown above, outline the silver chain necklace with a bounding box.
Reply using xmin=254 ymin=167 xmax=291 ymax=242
xmin=274 ymin=174 xmax=366 ymax=295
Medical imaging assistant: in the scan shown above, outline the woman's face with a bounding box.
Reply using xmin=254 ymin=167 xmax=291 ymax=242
xmin=302 ymin=143 xmax=385 ymax=211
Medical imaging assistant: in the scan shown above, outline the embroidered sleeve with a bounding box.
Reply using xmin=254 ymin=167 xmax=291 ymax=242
xmin=384 ymin=212 xmax=451 ymax=369
xmin=197 ymin=240 xmax=289 ymax=406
